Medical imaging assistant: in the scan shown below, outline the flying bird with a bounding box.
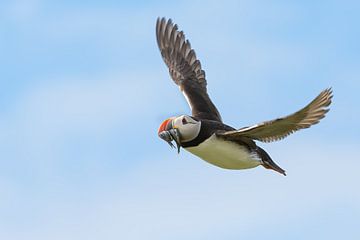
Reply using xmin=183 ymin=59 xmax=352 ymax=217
xmin=156 ymin=17 xmax=332 ymax=176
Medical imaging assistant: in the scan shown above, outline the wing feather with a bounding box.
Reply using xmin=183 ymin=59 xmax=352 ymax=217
xmin=218 ymin=88 xmax=333 ymax=142
xmin=156 ymin=17 xmax=222 ymax=122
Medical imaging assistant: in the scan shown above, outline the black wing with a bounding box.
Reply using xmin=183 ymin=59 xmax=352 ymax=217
xmin=218 ymin=88 xmax=333 ymax=142
xmin=156 ymin=17 xmax=222 ymax=122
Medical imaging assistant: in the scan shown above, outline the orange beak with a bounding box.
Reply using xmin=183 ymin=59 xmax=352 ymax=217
xmin=158 ymin=118 xmax=181 ymax=153
xmin=158 ymin=118 xmax=173 ymax=134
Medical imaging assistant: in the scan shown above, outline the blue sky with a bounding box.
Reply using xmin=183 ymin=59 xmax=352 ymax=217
xmin=0 ymin=0 xmax=359 ymax=239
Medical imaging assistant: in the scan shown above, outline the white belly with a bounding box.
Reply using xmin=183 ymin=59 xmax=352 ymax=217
xmin=185 ymin=134 xmax=261 ymax=169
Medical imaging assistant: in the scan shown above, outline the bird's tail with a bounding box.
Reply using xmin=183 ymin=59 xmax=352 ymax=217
xmin=257 ymin=147 xmax=286 ymax=176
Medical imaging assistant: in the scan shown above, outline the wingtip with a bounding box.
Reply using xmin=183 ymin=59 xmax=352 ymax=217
xmin=323 ymin=87 xmax=334 ymax=100
xmin=156 ymin=17 xmax=163 ymax=25
xmin=321 ymin=87 xmax=334 ymax=107
xmin=156 ymin=17 xmax=173 ymax=24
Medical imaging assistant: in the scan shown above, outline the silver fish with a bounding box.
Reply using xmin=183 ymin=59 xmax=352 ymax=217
xmin=158 ymin=129 xmax=181 ymax=153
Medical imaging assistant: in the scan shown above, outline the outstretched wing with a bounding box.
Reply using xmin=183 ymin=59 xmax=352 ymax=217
xmin=218 ymin=88 xmax=333 ymax=142
xmin=156 ymin=17 xmax=222 ymax=122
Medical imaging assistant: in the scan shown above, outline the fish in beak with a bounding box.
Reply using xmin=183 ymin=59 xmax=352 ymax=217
xmin=158 ymin=118 xmax=181 ymax=153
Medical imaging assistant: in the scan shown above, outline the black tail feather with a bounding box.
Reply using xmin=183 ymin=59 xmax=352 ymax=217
xmin=257 ymin=147 xmax=286 ymax=176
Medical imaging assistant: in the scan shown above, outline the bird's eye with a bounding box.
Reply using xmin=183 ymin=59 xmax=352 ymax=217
xmin=182 ymin=117 xmax=188 ymax=125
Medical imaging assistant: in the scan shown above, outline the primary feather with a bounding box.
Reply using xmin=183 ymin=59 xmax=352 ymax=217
xmin=218 ymin=88 xmax=333 ymax=142
xmin=156 ymin=17 xmax=222 ymax=122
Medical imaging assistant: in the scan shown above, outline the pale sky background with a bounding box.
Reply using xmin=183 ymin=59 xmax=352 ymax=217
xmin=0 ymin=0 xmax=359 ymax=239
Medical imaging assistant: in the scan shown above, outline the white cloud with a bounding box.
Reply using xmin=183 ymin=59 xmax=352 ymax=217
xmin=0 ymin=71 xmax=162 ymax=177
xmin=0 ymin=1 xmax=358 ymax=239
xmin=5 ymin=72 xmax=154 ymax=133
xmin=3 ymin=0 xmax=42 ymax=22
xmin=0 ymin=141 xmax=358 ymax=240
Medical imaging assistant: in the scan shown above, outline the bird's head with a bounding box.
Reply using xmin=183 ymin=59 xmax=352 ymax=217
xmin=158 ymin=115 xmax=201 ymax=153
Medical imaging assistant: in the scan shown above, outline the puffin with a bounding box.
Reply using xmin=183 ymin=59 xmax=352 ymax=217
xmin=156 ymin=17 xmax=332 ymax=176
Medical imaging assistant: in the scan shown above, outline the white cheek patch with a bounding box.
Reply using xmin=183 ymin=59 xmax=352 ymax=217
xmin=181 ymin=121 xmax=201 ymax=142
xmin=174 ymin=115 xmax=201 ymax=143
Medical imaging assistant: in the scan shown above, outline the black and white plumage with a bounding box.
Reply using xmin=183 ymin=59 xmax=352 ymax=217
xmin=156 ymin=17 xmax=333 ymax=176
xmin=156 ymin=17 xmax=222 ymax=122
